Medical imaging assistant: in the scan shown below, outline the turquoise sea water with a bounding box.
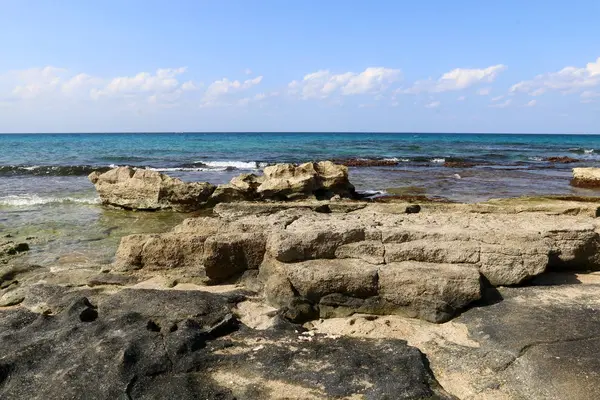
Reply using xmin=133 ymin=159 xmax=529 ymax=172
xmin=2 ymin=132 xmax=600 ymax=203
xmin=2 ymin=132 xmax=600 ymax=268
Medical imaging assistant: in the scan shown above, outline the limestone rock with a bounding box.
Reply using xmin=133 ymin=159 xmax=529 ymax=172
xmin=256 ymin=161 xmax=355 ymax=200
xmin=571 ymin=167 xmax=600 ymax=188
xmin=203 ymin=232 xmax=267 ymax=282
xmin=112 ymin=203 xmax=600 ymax=323
xmin=89 ymin=166 xmax=216 ymax=211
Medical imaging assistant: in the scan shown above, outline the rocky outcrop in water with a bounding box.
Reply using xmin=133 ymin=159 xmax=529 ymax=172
xmin=546 ymin=156 xmax=580 ymax=163
xmin=113 ymin=201 xmax=600 ymax=323
xmin=89 ymin=167 xmax=216 ymax=211
xmin=89 ymin=162 xmax=356 ymax=211
xmin=571 ymin=167 xmax=600 ymax=188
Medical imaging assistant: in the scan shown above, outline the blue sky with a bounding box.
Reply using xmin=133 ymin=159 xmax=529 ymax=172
xmin=0 ymin=0 xmax=599 ymax=133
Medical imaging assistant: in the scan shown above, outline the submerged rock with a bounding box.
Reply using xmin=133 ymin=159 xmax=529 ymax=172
xmin=546 ymin=156 xmax=580 ymax=163
xmin=89 ymin=167 xmax=216 ymax=211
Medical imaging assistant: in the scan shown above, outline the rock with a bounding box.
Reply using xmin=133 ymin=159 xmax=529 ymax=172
xmin=203 ymin=232 xmax=267 ymax=283
xmin=256 ymin=161 xmax=356 ymax=200
xmin=90 ymin=163 xmax=356 ymax=210
xmin=0 ymin=285 xmax=453 ymax=399
xmin=89 ymin=166 xmax=216 ymax=211
xmin=113 ymin=202 xmax=600 ymax=323
xmin=443 ymin=161 xmax=476 ymax=168
xmin=310 ymin=278 xmax=600 ymax=400
xmin=335 ymin=158 xmax=400 ymax=167
xmin=546 ymin=156 xmax=580 ymax=163
xmin=405 ymin=204 xmax=421 ymax=214
xmin=261 ymin=258 xmax=481 ymax=323
xmin=0 ymin=240 xmax=29 ymax=263
xmin=571 ymin=167 xmax=600 ymax=188
xmin=377 ymin=262 xmax=482 ymax=322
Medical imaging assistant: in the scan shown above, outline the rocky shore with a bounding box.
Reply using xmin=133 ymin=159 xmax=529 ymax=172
xmin=2 ymin=163 xmax=600 ymax=399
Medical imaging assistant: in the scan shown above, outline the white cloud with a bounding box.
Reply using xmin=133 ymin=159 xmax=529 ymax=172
xmin=406 ymin=64 xmax=507 ymax=94
xmin=181 ymin=80 xmax=200 ymax=91
xmin=457 ymin=96 xmax=466 ymax=101
xmin=288 ymin=67 xmax=401 ymax=99
xmin=204 ymin=76 xmax=263 ymax=99
xmin=94 ymin=67 xmax=187 ymax=97
xmin=525 ymin=99 xmax=537 ymax=107
xmin=510 ymin=57 xmax=600 ymax=95
xmin=244 ymin=68 xmax=253 ymax=75
xmin=425 ymin=101 xmax=441 ymax=109
xmin=491 ymin=95 xmax=505 ymax=102
xmin=237 ymin=91 xmax=279 ymax=106
xmin=489 ymin=99 xmax=512 ymax=108
xmin=61 ymin=73 xmax=103 ymax=95
xmin=580 ymin=90 xmax=599 ymax=103
xmin=8 ymin=66 xmax=67 ymax=99
xmin=477 ymin=87 xmax=491 ymax=96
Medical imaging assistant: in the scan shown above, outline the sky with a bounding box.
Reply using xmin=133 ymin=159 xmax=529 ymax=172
xmin=0 ymin=0 xmax=599 ymax=133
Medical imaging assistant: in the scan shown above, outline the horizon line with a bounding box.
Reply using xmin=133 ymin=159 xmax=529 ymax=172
xmin=1 ymin=131 xmax=600 ymax=135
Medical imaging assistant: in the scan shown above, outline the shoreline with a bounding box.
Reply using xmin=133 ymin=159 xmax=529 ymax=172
xmin=3 ymin=163 xmax=600 ymax=399
xmin=3 ymin=196 xmax=600 ymax=399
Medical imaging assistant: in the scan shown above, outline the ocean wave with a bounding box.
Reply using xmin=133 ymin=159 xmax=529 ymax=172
xmin=0 ymin=194 xmax=100 ymax=207
xmin=193 ymin=161 xmax=268 ymax=169
xmin=431 ymin=158 xmax=446 ymax=163
xmin=0 ymin=165 xmax=111 ymax=177
xmin=568 ymin=147 xmax=595 ymax=154
xmin=528 ymin=157 xmax=544 ymax=161
xmin=146 ymin=167 xmax=229 ymax=172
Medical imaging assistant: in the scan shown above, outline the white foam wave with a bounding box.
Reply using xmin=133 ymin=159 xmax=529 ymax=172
xmin=431 ymin=158 xmax=446 ymax=163
xmin=197 ymin=161 xmax=268 ymax=169
xmin=528 ymin=156 xmax=544 ymax=161
xmin=146 ymin=167 xmax=228 ymax=172
xmin=585 ymin=149 xmax=595 ymax=154
xmin=0 ymin=195 xmax=100 ymax=207
xmin=360 ymin=190 xmax=387 ymax=198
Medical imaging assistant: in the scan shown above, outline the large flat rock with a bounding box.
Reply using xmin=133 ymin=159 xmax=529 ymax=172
xmin=113 ymin=204 xmax=600 ymax=322
xmin=0 ymin=285 xmax=452 ymax=400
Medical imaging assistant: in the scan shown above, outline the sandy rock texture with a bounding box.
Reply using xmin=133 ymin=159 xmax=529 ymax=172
xmin=89 ymin=167 xmax=216 ymax=211
xmin=89 ymin=162 xmax=356 ymax=211
xmin=112 ymin=200 xmax=600 ymax=323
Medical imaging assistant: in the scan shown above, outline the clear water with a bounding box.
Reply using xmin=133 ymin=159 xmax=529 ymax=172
xmin=2 ymin=132 xmax=600 ymax=268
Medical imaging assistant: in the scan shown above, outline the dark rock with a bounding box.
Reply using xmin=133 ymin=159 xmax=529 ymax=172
xmin=335 ymin=158 xmax=399 ymax=167
xmin=405 ymin=204 xmax=421 ymax=214
xmin=545 ymin=156 xmax=580 ymax=163
xmin=0 ymin=286 xmax=452 ymax=399
xmin=444 ymin=161 xmax=476 ymax=168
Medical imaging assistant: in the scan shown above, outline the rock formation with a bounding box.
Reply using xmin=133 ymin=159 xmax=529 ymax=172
xmin=113 ymin=202 xmax=600 ymax=323
xmin=89 ymin=162 xmax=356 ymax=211
xmin=89 ymin=167 xmax=216 ymax=211
xmin=571 ymin=167 xmax=600 ymax=188
xmin=0 ymin=286 xmax=453 ymax=399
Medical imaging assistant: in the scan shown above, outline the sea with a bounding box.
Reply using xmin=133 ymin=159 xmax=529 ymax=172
xmin=2 ymin=132 xmax=600 ymax=269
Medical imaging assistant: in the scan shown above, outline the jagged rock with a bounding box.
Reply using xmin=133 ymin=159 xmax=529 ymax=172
xmin=571 ymin=167 xmax=600 ymax=188
xmin=256 ymin=161 xmax=355 ymax=200
xmin=88 ymin=166 xmax=216 ymax=211
xmin=0 ymin=240 xmax=29 ymax=264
